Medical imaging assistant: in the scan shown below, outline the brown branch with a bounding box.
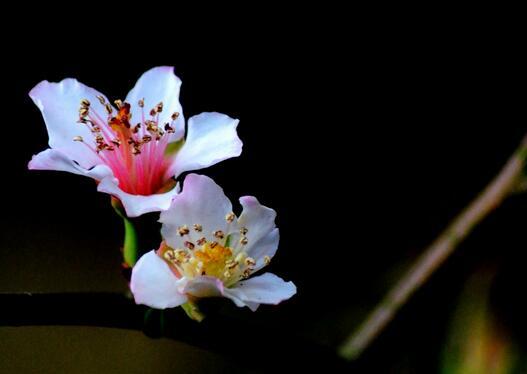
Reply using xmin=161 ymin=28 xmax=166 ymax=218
xmin=339 ymin=133 xmax=527 ymax=360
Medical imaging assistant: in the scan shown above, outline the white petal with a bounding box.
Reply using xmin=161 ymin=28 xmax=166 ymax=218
xmin=168 ymin=112 xmax=242 ymax=178
xmin=30 ymin=79 xmax=111 ymax=168
xmin=28 ymin=148 xmax=113 ymax=180
xmin=160 ymin=174 xmax=233 ymax=249
xmin=238 ymin=196 xmax=280 ymax=270
xmin=97 ymin=177 xmax=180 ymax=218
xmin=130 ymin=250 xmax=188 ymax=309
xmin=125 ymin=66 xmax=185 ymax=141
xmin=182 ymin=276 xmax=225 ymax=298
xmin=223 ymin=273 xmax=296 ymax=311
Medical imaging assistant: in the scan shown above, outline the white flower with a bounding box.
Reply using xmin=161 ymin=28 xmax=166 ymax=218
xmin=28 ymin=67 xmax=242 ymax=217
xmin=130 ymin=174 xmax=296 ymax=311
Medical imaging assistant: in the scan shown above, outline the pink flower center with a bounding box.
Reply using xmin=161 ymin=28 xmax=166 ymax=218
xmin=75 ymin=97 xmax=180 ymax=195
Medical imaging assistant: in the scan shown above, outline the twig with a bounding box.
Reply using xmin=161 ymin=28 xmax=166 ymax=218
xmin=339 ymin=133 xmax=527 ymax=360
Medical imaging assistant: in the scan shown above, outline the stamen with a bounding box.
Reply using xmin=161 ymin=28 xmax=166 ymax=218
xmin=171 ymin=112 xmax=180 ymax=120
xmin=240 ymin=227 xmax=248 ymax=235
xmin=264 ymin=255 xmax=271 ymax=265
xmin=240 ymin=237 xmax=248 ymax=245
xmin=178 ymin=225 xmax=190 ymax=236
xmin=73 ymin=136 xmax=84 ymax=142
xmin=213 ymin=230 xmax=225 ymax=239
xmin=225 ymin=212 xmax=235 ymax=223
xmin=184 ymin=241 xmax=195 ymax=250
xmin=138 ymin=98 xmax=144 ymax=108
xmin=244 ymin=257 xmax=256 ymax=267
xmin=96 ymin=95 xmax=106 ymax=105
xmin=193 ymin=224 xmax=203 ymax=232
xmin=197 ymin=237 xmax=207 ymax=246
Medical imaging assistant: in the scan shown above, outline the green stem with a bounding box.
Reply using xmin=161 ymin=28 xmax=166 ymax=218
xmin=339 ymin=133 xmax=527 ymax=360
xmin=181 ymin=300 xmax=205 ymax=322
xmin=111 ymin=197 xmax=139 ymax=267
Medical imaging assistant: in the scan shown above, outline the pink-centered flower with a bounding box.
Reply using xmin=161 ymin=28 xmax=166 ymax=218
xmin=28 ymin=67 xmax=242 ymax=217
xmin=130 ymin=174 xmax=296 ymax=311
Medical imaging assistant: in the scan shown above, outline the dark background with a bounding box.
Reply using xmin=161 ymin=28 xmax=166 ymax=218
xmin=0 ymin=11 xmax=525 ymax=373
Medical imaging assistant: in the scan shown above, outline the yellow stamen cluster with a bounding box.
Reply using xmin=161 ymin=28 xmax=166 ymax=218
xmin=159 ymin=214 xmax=264 ymax=286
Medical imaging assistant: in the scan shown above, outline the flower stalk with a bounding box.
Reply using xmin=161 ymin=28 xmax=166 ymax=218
xmin=339 ymin=132 xmax=527 ymax=360
xmin=111 ymin=197 xmax=139 ymax=268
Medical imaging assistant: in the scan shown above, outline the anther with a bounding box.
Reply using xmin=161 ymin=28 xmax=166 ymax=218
xmin=193 ymin=224 xmax=203 ymax=232
xmin=142 ymin=135 xmax=152 ymax=142
xmin=105 ymin=103 xmax=113 ymax=115
xmin=138 ymin=98 xmax=144 ymax=108
xmin=184 ymin=241 xmax=195 ymax=250
xmin=155 ymin=102 xmax=163 ymax=113
xmin=171 ymin=112 xmax=180 ymax=120
xmin=149 ymin=108 xmax=157 ymax=117
xmin=224 ymin=270 xmax=232 ymax=278
xmin=111 ymin=139 xmax=121 ymax=147
xmin=79 ymin=107 xmax=89 ymax=117
xmin=96 ymin=95 xmax=106 ymax=105
xmin=213 ymin=230 xmax=225 ymax=239
xmin=225 ymin=212 xmax=235 ymax=223
xmin=73 ymin=136 xmax=84 ymax=142
xmin=225 ymin=260 xmax=238 ymax=269
xmin=244 ymin=257 xmax=256 ymax=267
xmin=240 ymin=237 xmax=248 ymax=245
xmin=178 ymin=225 xmax=190 ymax=236
xmin=210 ymin=241 xmax=218 ymax=248
xmin=197 ymin=237 xmax=207 ymax=246
xmin=240 ymin=227 xmax=248 ymax=235
xmin=114 ymin=99 xmax=123 ymax=108
xmin=164 ymin=123 xmax=175 ymax=133
xmin=80 ymin=99 xmax=90 ymax=107
xmin=264 ymin=255 xmax=271 ymax=265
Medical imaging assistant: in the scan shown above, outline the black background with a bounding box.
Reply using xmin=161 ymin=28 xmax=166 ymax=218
xmin=0 ymin=10 xmax=525 ymax=373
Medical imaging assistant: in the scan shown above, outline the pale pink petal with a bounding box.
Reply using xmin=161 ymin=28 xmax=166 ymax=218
xmin=223 ymin=273 xmax=296 ymax=311
xmin=182 ymin=276 xmax=225 ymax=298
xmin=130 ymin=250 xmax=188 ymax=309
xmin=168 ymin=112 xmax=242 ymax=178
xmin=30 ymin=79 xmax=111 ymax=168
xmin=28 ymin=148 xmax=113 ymax=180
xmin=238 ymin=196 xmax=280 ymax=270
xmin=97 ymin=177 xmax=180 ymax=218
xmin=125 ymin=66 xmax=185 ymax=141
xmin=160 ymin=174 xmax=234 ymax=249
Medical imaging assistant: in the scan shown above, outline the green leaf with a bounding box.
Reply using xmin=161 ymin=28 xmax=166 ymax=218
xmin=111 ymin=197 xmax=139 ymax=267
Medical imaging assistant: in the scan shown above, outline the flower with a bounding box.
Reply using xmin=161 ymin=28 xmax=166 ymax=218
xmin=28 ymin=67 xmax=242 ymax=217
xmin=130 ymin=174 xmax=296 ymax=311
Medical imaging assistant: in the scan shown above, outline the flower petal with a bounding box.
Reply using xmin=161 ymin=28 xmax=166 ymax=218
xmin=28 ymin=148 xmax=113 ymax=180
xmin=182 ymin=276 xmax=225 ymax=298
xmin=160 ymin=174 xmax=233 ymax=249
xmin=30 ymin=79 xmax=111 ymax=168
xmin=125 ymin=66 xmax=185 ymax=141
xmin=238 ymin=196 xmax=280 ymax=270
xmin=130 ymin=250 xmax=188 ymax=309
xmin=223 ymin=273 xmax=296 ymax=311
xmin=97 ymin=177 xmax=180 ymax=218
xmin=168 ymin=112 xmax=242 ymax=178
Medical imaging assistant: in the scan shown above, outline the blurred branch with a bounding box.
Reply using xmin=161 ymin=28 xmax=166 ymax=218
xmin=0 ymin=292 xmax=348 ymax=372
xmin=339 ymin=133 xmax=527 ymax=360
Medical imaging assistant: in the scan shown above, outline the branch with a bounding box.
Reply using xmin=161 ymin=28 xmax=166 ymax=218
xmin=0 ymin=292 xmax=348 ymax=372
xmin=339 ymin=133 xmax=527 ymax=360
